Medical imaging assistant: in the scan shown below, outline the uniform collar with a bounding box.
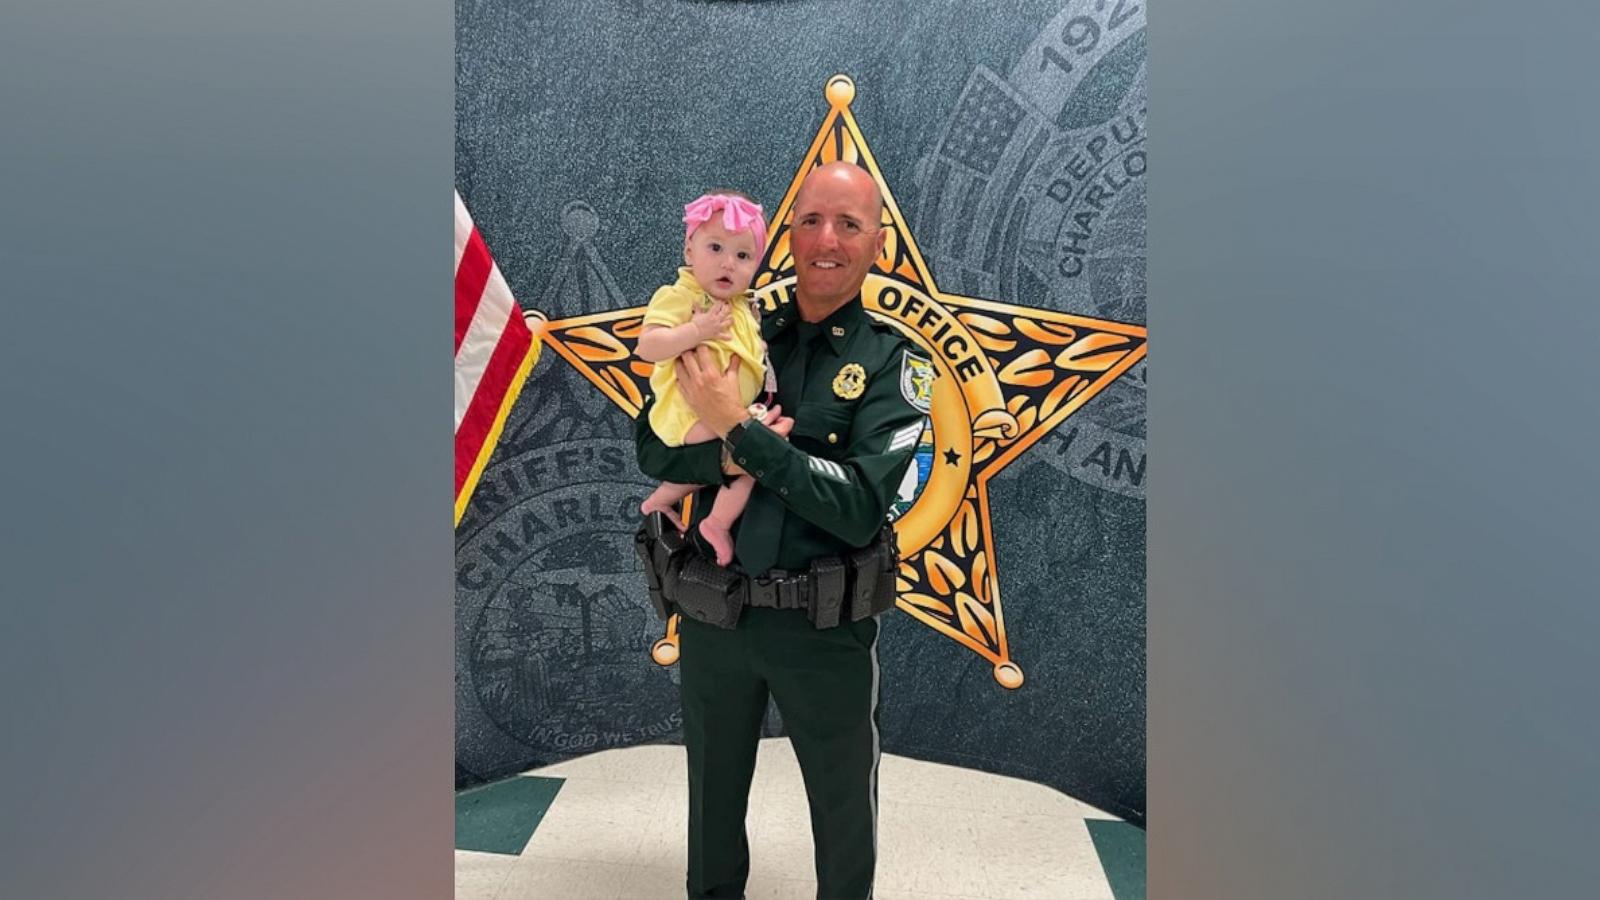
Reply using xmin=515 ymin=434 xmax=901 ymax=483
xmin=766 ymin=294 xmax=866 ymax=355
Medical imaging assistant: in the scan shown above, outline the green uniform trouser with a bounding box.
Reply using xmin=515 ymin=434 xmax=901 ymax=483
xmin=679 ymin=607 xmax=882 ymax=900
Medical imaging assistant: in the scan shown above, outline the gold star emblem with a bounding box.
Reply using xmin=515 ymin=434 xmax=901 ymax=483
xmin=540 ymin=76 xmax=1146 ymax=688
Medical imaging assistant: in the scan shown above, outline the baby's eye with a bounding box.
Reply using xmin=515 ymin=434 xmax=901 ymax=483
xmin=709 ymin=242 xmax=722 ymax=252
xmin=737 ymin=251 xmax=751 ymax=260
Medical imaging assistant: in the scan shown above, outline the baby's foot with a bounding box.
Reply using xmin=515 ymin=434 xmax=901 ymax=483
xmin=640 ymin=497 xmax=685 ymax=532
xmin=698 ymin=518 xmax=736 ymax=566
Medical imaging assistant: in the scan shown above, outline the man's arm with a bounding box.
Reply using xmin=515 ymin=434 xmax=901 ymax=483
xmin=724 ymin=347 xmax=929 ymax=547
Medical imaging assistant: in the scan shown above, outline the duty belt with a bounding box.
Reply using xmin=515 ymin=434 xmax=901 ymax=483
xmin=744 ymin=569 xmax=813 ymax=611
xmin=635 ymin=512 xmax=900 ymax=630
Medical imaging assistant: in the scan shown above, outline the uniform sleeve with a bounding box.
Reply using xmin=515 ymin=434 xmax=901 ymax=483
xmin=634 ymin=393 xmax=725 ymax=486
xmin=725 ymin=346 xmax=931 ymax=547
xmin=641 ymin=284 xmax=692 ymax=329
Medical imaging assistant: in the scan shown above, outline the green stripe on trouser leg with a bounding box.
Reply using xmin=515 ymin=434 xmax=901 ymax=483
xmin=679 ymin=607 xmax=881 ymax=899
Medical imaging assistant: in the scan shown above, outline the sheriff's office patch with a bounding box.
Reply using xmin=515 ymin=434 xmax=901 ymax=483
xmin=899 ymin=350 xmax=935 ymax=413
xmin=832 ymin=362 xmax=867 ymax=400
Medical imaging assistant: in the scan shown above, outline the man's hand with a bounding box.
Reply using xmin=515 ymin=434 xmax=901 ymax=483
xmin=677 ymin=346 xmax=749 ymax=437
xmin=689 ymin=302 xmax=732 ymax=343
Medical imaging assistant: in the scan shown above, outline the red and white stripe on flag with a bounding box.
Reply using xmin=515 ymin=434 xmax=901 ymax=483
xmin=455 ymin=190 xmax=541 ymax=524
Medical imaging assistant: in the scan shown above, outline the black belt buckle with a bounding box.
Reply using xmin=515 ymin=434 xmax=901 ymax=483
xmin=747 ymin=574 xmax=774 ymax=608
xmin=748 ymin=571 xmax=804 ymax=610
xmin=777 ymin=575 xmax=806 ymax=611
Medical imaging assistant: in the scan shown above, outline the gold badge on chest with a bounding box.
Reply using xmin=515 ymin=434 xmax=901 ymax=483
xmin=832 ymin=362 xmax=867 ymax=400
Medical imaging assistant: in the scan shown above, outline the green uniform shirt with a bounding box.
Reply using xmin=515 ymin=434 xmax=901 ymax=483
xmin=634 ymin=295 xmax=933 ymax=574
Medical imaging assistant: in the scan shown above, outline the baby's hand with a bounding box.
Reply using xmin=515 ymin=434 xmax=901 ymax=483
xmin=756 ymin=404 xmax=796 ymax=439
xmin=690 ymin=302 xmax=733 ymax=343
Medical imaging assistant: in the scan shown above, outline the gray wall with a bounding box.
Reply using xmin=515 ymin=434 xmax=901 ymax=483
xmin=456 ymin=0 xmax=1147 ymax=824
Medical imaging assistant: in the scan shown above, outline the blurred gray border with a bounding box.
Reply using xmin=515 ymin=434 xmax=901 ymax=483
xmin=2 ymin=2 xmax=453 ymax=898
xmin=1150 ymin=1 xmax=1600 ymax=898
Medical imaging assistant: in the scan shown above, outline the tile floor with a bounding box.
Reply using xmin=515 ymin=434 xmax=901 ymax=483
xmin=457 ymin=739 xmax=1136 ymax=900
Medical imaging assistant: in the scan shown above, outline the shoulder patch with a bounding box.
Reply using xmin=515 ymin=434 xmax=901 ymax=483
xmin=899 ymin=349 xmax=935 ymax=413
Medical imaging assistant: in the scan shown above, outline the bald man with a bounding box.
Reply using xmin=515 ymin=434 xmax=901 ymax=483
xmin=636 ymin=162 xmax=934 ymax=899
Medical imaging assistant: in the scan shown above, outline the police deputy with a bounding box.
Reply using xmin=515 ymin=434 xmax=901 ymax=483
xmin=634 ymin=162 xmax=934 ymax=899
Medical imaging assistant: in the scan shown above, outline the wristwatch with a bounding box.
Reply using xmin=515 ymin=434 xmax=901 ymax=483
xmin=722 ymin=420 xmax=749 ymax=455
xmin=721 ymin=403 xmax=767 ymax=455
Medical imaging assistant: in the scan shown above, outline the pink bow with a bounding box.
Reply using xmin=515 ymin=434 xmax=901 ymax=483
xmin=683 ymin=194 xmax=768 ymax=257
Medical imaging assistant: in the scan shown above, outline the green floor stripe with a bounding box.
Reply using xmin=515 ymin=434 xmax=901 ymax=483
xmin=1086 ymin=818 xmax=1146 ymax=900
xmin=455 ymin=775 xmax=565 ymax=855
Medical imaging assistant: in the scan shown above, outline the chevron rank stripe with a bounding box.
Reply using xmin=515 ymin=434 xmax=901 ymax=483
xmin=887 ymin=420 xmax=924 ymax=453
xmin=809 ymin=456 xmax=850 ymax=483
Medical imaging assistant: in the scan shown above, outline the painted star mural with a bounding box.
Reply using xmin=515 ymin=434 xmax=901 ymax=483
xmin=540 ymin=76 xmax=1146 ymax=688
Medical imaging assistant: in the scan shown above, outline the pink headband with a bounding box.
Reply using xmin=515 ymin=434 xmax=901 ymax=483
xmin=683 ymin=193 xmax=767 ymax=258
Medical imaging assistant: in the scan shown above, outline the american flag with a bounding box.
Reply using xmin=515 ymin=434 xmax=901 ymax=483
xmin=454 ymin=190 xmax=543 ymax=524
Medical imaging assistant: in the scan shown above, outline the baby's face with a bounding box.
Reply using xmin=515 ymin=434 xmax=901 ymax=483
xmin=684 ymin=219 xmax=761 ymax=302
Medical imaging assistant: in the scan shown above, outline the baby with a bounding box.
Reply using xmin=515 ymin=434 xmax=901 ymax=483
xmin=636 ymin=191 xmax=793 ymax=566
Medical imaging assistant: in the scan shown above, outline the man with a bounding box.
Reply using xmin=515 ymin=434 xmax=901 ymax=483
xmin=635 ymin=162 xmax=933 ymax=899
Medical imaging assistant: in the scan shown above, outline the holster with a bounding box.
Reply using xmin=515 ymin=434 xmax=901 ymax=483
xmin=634 ymin=512 xmax=744 ymax=630
xmin=845 ymin=523 xmax=901 ymax=622
xmin=633 ymin=512 xmax=687 ymax=621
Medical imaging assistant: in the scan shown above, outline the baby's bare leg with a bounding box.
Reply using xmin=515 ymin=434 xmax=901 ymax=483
xmin=639 ymin=419 xmax=723 ymax=530
xmin=680 ymin=421 xmax=717 ymax=444
xmin=696 ymin=410 xmax=795 ymax=567
xmin=696 ymin=475 xmax=754 ymax=567
xmin=640 ymin=481 xmax=697 ymax=532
